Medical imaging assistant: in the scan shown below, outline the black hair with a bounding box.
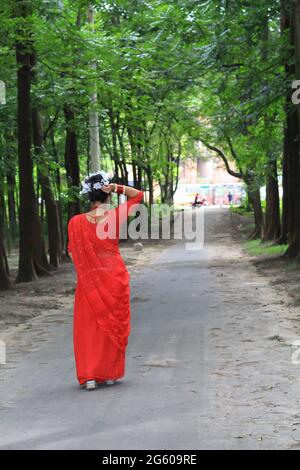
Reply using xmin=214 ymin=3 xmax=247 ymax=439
xmin=86 ymin=173 xmax=112 ymax=203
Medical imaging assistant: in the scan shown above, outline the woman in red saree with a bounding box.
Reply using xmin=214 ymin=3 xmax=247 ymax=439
xmin=67 ymin=171 xmax=143 ymax=390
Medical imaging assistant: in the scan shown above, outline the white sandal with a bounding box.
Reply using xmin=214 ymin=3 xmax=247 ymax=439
xmin=85 ymin=380 xmax=97 ymax=390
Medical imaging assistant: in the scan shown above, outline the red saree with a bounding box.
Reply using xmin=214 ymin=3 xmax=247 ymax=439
xmin=67 ymin=191 xmax=144 ymax=385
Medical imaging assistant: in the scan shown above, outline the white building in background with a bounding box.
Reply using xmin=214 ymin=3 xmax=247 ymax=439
xmin=174 ymin=153 xmax=245 ymax=206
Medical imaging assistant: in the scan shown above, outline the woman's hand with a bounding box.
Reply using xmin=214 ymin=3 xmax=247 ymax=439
xmin=101 ymin=183 xmax=115 ymax=194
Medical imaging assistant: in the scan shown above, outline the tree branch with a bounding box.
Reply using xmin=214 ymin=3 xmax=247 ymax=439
xmin=199 ymin=139 xmax=243 ymax=179
xmin=43 ymin=106 xmax=60 ymax=141
xmin=225 ymin=136 xmax=244 ymax=175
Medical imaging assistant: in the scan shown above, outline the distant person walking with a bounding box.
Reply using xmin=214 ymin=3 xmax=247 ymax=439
xmin=67 ymin=171 xmax=143 ymax=390
xmin=227 ymin=191 xmax=233 ymax=205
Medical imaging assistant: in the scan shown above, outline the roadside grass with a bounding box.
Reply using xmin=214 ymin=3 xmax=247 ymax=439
xmin=244 ymin=239 xmax=288 ymax=257
xmin=230 ymin=205 xmax=253 ymax=218
xmin=239 ymin=222 xmax=255 ymax=235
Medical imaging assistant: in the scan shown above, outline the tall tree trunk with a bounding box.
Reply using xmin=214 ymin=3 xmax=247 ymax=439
xmin=87 ymin=5 xmax=100 ymax=173
xmin=0 ymin=183 xmax=8 ymax=253
xmin=285 ymin=0 xmax=300 ymax=258
xmin=285 ymin=104 xmax=299 ymax=254
xmin=0 ymin=182 xmax=11 ymax=290
xmin=0 ymin=233 xmax=10 ymax=290
xmin=278 ymin=0 xmax=294 ymax=244
xmin=109 ymin=108 xmax=120 ymax=177
xmin=15 ymin=1 xmax=38 ymax=283
xmin=50 ymin=127 xmax=65 ymax=252
xmin=28 ymin=53 xmax=52 ymax=276
xmin=260 ymin=16 xmax=281 ymax=241
xmin=0 ymin=186 xmax=9 ymax=277
xmin=145 ymin=165 xmax=154 ymax=205
xmin=278 ymin=129 xmax=289 ymax=244
xmin=127 ymin=126 xmax=142 ymax=189
xmin=64 ymin=104 xmax=80 ymax=223
xmin=6 ymin=172 xmax=17 ymax=245
xmin=171 ymin=140 xmax=181 ymax=201
xmin=247 ymin=180 xmax=264 ymax=239
xmin=263 ymin=156 xmax=281 ymax=241
xmin=32 ymin=107 xmax=62 ymax=268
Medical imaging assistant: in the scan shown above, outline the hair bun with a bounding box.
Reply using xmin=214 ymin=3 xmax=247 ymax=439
xmin=81 ymin=170 xmax=111 ymax=194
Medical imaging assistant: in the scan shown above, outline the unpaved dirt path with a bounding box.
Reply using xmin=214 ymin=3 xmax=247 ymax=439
xmin=0 ymin=208 xmax=300 ymax=449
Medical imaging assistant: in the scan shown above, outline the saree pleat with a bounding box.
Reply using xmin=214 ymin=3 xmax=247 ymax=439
xmin=68 ymin=191 xmax=143 ymax=384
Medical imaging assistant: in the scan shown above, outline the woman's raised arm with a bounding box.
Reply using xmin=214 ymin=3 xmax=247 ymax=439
xmin=101 ymin=183 xmax=141 ymax=199
xmin=100 ymin=183 xmax=144 ymax=232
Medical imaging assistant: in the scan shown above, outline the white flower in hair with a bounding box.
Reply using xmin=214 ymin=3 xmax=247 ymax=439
xmin=81 ymin=181 xmax=91 ymax=194
xmin=81 ymin=169 xmax=111 ymax=194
